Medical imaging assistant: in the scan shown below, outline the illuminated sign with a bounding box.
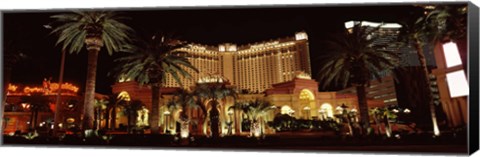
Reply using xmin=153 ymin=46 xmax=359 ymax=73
xmin=250 ymin=41 xmax=279 ymax=49
xmin=8 ymin=82 xmax=79 ymax=96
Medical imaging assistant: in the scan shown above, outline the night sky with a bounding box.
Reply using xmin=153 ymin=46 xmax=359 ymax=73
xmin=3 ymin=4 xmax=427 ymax=94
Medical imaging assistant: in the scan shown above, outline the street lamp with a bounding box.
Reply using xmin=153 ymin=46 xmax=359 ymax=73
xmin=163 ymin=110 xmax=171 ymax=134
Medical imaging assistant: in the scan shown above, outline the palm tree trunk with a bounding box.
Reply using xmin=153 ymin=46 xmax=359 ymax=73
xmin=356 ymin=84 xmax=370 ymax=135
xmin=210 ymin=100 xmax=220 ymax=138
xmin=413 ymin=38 xmax=440 ymax=136
xmin=53 ymin=49 xmax=66 ymax=136
xmin=150 ymin=83 xmax=160 ymax=134
xmin=111 ymin=107 xmax=117 ymax=130
xmin=93 ymin=108 xmax=98 ymax=130
xmin=82 ymin=49 xmax=99 ymax=130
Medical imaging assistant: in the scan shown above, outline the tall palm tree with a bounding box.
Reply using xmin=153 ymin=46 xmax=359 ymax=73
xmin=112 ymin=34 xmax=199 ymax=134
xmin=398 ymin=5 xmax=467 ymax=136
xmin=229 ymin=99 xmax=276 ymax=137
xmin=50 ymin=11 xmax=134 ymax=130
xmin=317 ymin=23 xmax=400 ymax=135
xmin=194 ymin=79 xmax=237 ymax=138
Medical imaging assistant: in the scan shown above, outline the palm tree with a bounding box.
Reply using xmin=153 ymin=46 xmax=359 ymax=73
xmin=50 ymin=11 xmax=134 ymax=130
xmin=103 ymin=93 xmax=125 ymax=130
xmin=20 ymin=93 xmax=51 ymax=129
xmin=112 ymin=34 xmax=199 ymax=134
xmin=317 ymin=23 xmax=401 ymax=135
xmin=398 ymin=5 xmax=467 ymax=136
xmin=119 ymin=99 xmax=144 ymax=133
xmin=370 ymin=107 xmax=397 ymax=137
xmin=93 ymin=99 xmax=108 ymax=130
xmin=193 ymin=79 xmax=237 ymax=138
xmin=229 ymin=99 xmax=276 ymax=137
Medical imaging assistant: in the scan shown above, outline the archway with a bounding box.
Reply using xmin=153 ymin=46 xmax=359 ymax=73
xmin=113 ymin=91 xmax=132 ymax=129
xmin=320 ymin=103 xmax=334 ymax=120
xmin=281 ymin=105 xmax=294 ymax=116
xmin=299 ymin=89 xmax=315 ymax=119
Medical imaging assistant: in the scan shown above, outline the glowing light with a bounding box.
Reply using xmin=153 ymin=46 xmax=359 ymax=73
xmin=303 ymin=106 xmax=311 ymax=110
xmin=446 ymin=70 xmax=469 ymax=98
xmin=163 ymin=110 xmax=171 ymax=115
xmin=9 ymin=82 xmax=79 ymax=96
xmin=280 ymin=105 xmax=293 ymax=115
xmin=49 ymin=83 xmax=79 ymax=93
xmin=66 ymin=118 xmax=75 ymax=123
xmin=295 ymin=32 xmax=308 ymax=40
xmin=180 ymin=122 xmax=189 ymax=139
xmin=8 ymin=84 xmax=18 ymax=92
xmin=250 ymin=41 xmax=279 ymax=49
xmin=295 ymin=71 xmax=312 ymax=79
xmin=404 ymin=108 xmax=411 ymax=113
xmin=117 ymin=91 xmax=131 ymax=102
xmin=442 ymin=42 xmax=463 ymax=68
xmin=320 ymin=103 xmax=334 ymax=117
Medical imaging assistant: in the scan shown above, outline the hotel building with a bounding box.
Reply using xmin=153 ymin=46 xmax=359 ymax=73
xmin=163 ymin=31 xmax=311 ymax=93
xmin=112 ymin=31 xmax=386 ymax=136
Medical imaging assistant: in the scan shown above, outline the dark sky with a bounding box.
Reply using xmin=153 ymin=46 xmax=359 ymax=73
xmin=3 ymin=4 xmax=427 ymax=94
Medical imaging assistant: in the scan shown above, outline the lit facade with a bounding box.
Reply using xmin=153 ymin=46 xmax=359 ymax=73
xmin=112 ymin=31 xmax=386 ymax=136
xmin=163 ymin=31 xmax=311 ymax=93
xmin=2 ymin=82 xmax=83 ymax=134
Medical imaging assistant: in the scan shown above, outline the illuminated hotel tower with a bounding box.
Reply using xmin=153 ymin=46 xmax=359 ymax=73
xmin=164 ymin=32 xmax=311 ymax=93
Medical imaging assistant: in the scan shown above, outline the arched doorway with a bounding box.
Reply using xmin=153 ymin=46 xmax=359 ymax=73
xmin=114 ymin=91 xmax=132 ymax=130
xmin=319 ymin=103 xmax=334 ymax=120
xmin=299 ymin=89 xmax=315 ymax=119
xmin=281 ymin=105 xmax=294 ymax=116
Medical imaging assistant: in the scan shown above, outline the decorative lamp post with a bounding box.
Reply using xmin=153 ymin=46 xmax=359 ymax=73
xmin=163 ymin=110 xmax=171 ymax=134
